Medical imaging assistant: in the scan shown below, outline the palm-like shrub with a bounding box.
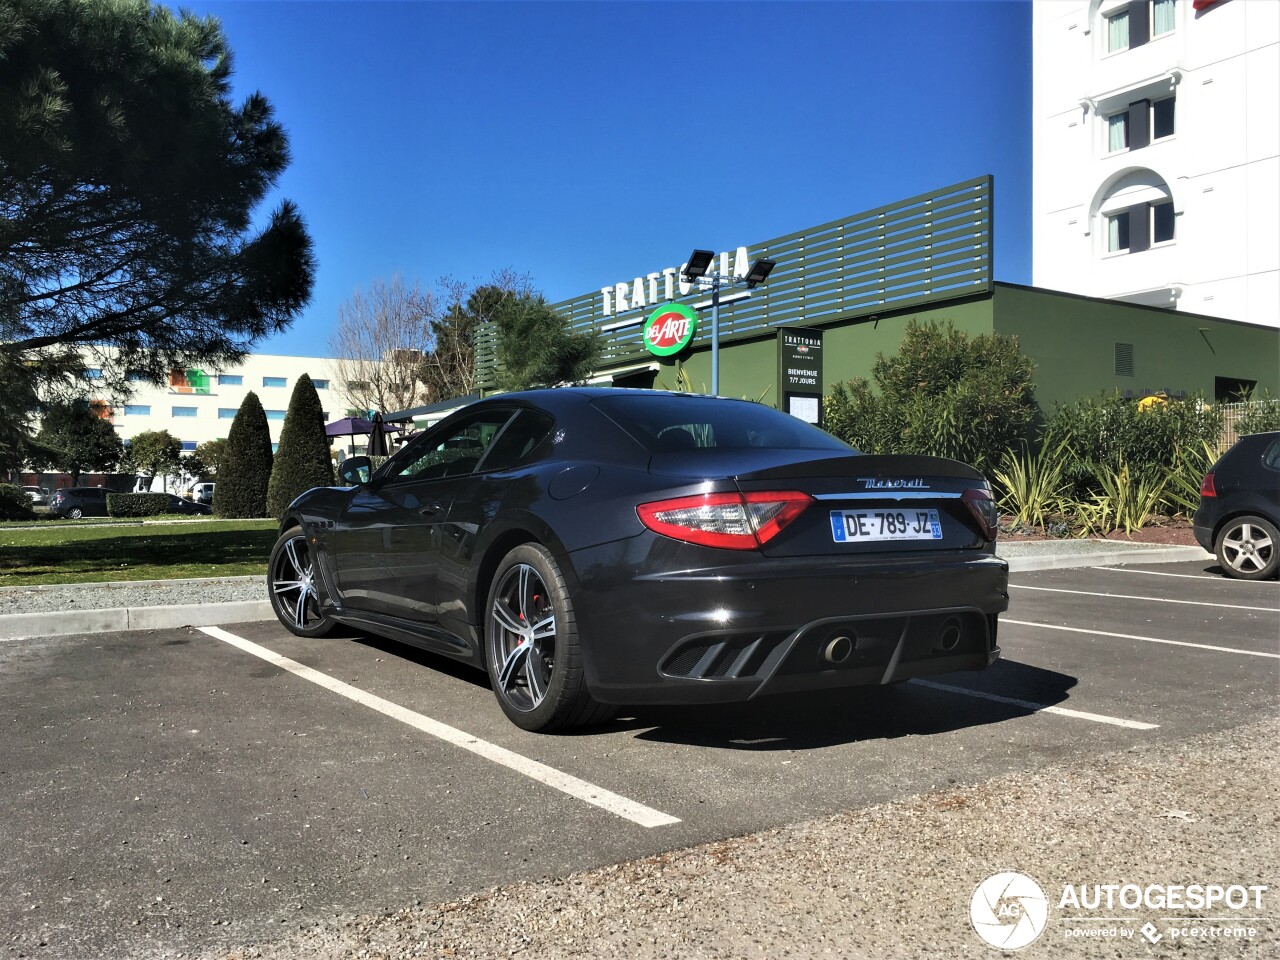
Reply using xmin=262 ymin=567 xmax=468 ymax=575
xmin=267 ymin=374 xmax=334 ymax=518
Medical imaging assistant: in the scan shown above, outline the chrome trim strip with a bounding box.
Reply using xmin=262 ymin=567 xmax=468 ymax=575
xmin=814 ymin=491 xmax=964 ymax=501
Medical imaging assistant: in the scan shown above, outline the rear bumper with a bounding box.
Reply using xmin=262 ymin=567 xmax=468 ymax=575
xmin=1194 ymin=523 xmax=1215 ymax=553
xmin=567 ymin=537 xmax=1009 ymax=705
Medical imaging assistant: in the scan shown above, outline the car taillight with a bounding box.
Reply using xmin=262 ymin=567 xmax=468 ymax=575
xmin=637 ymin=490 xmax=813 ymax=550
xmin=1200 ymin=472 xmax=1217 ymax=498
xmin=961 ymin=487 xmax=999 ymax=541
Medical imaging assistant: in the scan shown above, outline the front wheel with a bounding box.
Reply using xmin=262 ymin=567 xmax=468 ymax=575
xmin=267 ymin=526 xmax=336 ymax=636
xmin=67 ymin=507 xmax=83 ymax=520
xmin=484 ymin=543 xmax=612 ymax=732
xmin=1215 ymin=516 xmax=1279 ymax=580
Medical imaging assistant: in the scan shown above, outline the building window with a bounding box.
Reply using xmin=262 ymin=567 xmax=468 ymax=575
xmin=1152 ymin=0 xmax=1176 ymax=36
xmin=126 ymin=370 xmax=150 ymax=383
xmin=1152 ymin=201 xmax=1175 ymax=243
xmin=1106 ymin=8 xmax=1130 ymax=52
xmin=265 ymin=409 xmax=286 ymax=421
xmin=312 ymin=379 xmax=329 ymax=390
xmin=1152 ymin=97 xmax=1175 ymax=140
xmin=263 ymin=376 xmax=287 ymax=388
xmin=181 ymin=441 xmax=198 ymax=452
xmin=218 ymin=408 xmax=237 ymax=419
xmin=123 ymin=404 xmax=150 ymax=416
xmin=173 ymin=406 xmax=198 ymax=417
xmin=1107 ymin=212 xmax=1131 ymax=252
xmin=82 ymin=367 xmax=103 ymax=380
xmin=271 ymin=443 xmax=279 ymax=454
xmin=218 ymin=374 xmax=243 ymax=386
xmin=1107 ymin=113 xmax=1128 ymax=152
xmin=321 ymin=411 xmax=330 ymax=421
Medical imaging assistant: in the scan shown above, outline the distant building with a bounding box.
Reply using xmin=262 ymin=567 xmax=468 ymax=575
xmin=1032 ymin=0 xmax=1279 ymax=326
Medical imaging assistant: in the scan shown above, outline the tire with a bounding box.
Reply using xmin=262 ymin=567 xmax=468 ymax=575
xmin=484 ymin=543 xmax=613 ymax=732
xmin=267 ymin=526 xmax=337 ymax=637
xmin=67 ymin=507 xmax=83 ymax=520
xmin=1214 ymin=515 xmax=1279 ymax=581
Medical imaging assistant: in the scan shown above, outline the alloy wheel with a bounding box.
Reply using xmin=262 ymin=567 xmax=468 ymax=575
xmin=271 ymin=534 xmax=323 ymax=630
xmin=1221 ymin=522 xmax=1274 ymax=575
xmin=489 ymin=563 xmax=557 ymax=712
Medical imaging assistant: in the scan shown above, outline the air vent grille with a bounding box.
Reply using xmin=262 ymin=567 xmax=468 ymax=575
xmin=1115 ymin=342 xmax=1135 ymax=377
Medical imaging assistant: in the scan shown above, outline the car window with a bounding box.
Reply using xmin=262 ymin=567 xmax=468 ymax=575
xmin=1263 ymin=439 xmax=1280 ymax=472
xmin=383 ymin=409 xmax=515 ymax=483
xmin=478 ymin=409 xmax=555 ymax=472
xmin=593 ymin=395 xmax=851 ymax=453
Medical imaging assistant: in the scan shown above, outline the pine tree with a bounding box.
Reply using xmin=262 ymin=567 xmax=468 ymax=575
xmin=215 ymin=391 xmax=272 ymax=518
xmin=267 ymin=374 xmax=334 ymax=518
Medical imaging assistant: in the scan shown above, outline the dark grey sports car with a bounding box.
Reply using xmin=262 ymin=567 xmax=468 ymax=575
xmin=268 ymin=388 xmax=1008 ymax=731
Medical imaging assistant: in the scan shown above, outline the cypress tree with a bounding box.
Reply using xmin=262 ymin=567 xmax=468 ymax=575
xmin=267 ymin=374 xmax=334 ymax=518
xmin=215 ymin=391 xmax=273 ymax=518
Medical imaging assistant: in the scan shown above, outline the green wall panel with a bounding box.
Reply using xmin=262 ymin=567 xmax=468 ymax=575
xmin=992 ymin=284 xmax=1280 ymax=408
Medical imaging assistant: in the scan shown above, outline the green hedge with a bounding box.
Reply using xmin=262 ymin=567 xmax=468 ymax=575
xmin=0 ymin=484 xmax=36 ymax=521
xmin=106 ymin=493 xmax=170 ymax=517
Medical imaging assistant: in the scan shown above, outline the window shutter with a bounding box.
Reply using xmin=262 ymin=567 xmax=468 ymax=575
xmin=1129 ymin=0 xmax=1150 ymax=47
xmin=1128 ymin=99 xmax=1151 ymax=149
xmin=1115 ymin=343 xmax=1135 ymax=377
xmin=1127 ymin=203 xmax=1151 ymax=253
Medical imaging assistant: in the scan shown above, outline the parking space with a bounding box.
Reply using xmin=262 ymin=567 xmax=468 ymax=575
xmin=1 ymin=558 xmax=1276 ymax=958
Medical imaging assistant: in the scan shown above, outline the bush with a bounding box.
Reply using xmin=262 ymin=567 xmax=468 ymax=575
xmin=267 ymin=374 xmax=335 ymax=518
xmin=823 ymin=320 xmax=1038 ymax=474
xmin=106 ymin=493 xmax=170 ymax=517
xmin=1235 ymin=394 xmax=1280 ymax=436
xmin=216 ymin=392 xmax=273 ymax=518
xmin=1044 ymin=393 xmax=1223 ymax=498
xmin=0 ymin=484 xmax=36 ymax=521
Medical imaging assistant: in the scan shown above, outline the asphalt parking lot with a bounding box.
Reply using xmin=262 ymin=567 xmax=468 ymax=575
xmin=2 ymin=558 xmax=1277 ymax=960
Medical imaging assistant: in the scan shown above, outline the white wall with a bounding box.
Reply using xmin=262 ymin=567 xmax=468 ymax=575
xmin=1033 ymin=0 xmax=1280 ymax=327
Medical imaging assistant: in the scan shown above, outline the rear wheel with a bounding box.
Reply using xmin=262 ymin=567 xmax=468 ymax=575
xmin=1215 ymin=516 xmax=1279 ymax=580
xmin=484 ymin=543 xmax=613 ymax=732
xmin=268 ymin=527 xmax=336 ymax=636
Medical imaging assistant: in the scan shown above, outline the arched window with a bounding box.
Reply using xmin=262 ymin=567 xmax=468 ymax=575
xmin=1091 ymin=169 xmax=1176 ymax=254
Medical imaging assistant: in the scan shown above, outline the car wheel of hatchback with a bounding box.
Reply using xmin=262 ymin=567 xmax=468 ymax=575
xmin=67 ymin=507 xmax=83 ymax=520
xmin=484 ymin=543 xmax=613 ymax=732
xmin=268 ymin=526 xmax=337 ymax=636
xmin=1214 ymin=515 xmax=1279 ymax=580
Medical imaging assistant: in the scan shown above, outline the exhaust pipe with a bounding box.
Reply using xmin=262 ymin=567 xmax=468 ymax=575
xmin=936 ymin=618 xmax=962 ymax=652
xmin=822 ymin=634 xmax=854 ymax=665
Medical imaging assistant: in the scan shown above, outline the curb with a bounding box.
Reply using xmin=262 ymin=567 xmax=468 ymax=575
xmin=0 ymin=600 xmax=273 ymax=640
xmin=1001 ymin=544 xmax=1212 ymax=573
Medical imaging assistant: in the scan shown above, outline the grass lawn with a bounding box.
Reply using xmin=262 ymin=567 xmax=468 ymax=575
xmin=0 ymin=519 xmax=279 ymax=586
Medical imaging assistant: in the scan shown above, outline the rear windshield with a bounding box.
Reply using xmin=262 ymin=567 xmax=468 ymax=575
xmin=593 ymin=394 xmax=850 ymax=453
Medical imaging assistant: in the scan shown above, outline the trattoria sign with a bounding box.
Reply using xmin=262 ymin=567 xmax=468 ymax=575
xmin=600 ymin=247 xmax=751 ymax=317
xmin=643 ymin=304 xmax=698 ymax=356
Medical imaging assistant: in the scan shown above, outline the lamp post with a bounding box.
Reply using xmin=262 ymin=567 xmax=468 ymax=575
xmin=681 ymin=250 xmax=775 ymax=396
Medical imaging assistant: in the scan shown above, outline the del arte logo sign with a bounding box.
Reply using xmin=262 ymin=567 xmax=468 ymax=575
xmin=644 ymin=304 xmax=698 ymax=357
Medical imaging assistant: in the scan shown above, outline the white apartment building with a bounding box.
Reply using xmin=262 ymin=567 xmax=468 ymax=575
xmin=1032 ymin=0 xmax=1279 ymax=326
xmin=84 ymin=353 xmax=349 ymax=454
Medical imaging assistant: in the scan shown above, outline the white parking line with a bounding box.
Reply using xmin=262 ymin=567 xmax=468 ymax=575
xmin=198 ymin=626 xmax=680 ymax=829
xmin=1010 ymin=584 xmax=1277 ymax=613
xmin=909 ymin=679 xmax=1158 ymax=730
xmin=1093 ymin=566 xmax=1279 ymax=585
xmin=1003 ymin=618 xmax=1280 ymax=660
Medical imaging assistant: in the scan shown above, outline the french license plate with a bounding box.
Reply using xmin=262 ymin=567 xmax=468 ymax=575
xmin=830 ymin=508 xmax=942 ymax=543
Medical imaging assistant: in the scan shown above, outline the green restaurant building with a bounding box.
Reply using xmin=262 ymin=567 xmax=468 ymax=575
xmin=474 ymin=177 xmax=1279 ymax=421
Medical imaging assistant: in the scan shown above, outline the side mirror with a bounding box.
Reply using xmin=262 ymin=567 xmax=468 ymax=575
xmin=337 ymin=455 xmax=373 ymax=486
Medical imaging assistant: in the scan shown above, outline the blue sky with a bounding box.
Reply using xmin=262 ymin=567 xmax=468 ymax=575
xmin=193 ymin=0 xmax=1032 ymax=357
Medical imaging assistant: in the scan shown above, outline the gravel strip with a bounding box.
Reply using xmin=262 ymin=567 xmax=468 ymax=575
xmin=0 ymin=577 xmax=264 ymax=615
xmin=202 ymin=718 xmax=1279 ymax=960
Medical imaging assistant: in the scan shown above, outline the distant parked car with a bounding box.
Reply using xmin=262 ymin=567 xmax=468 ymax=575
xmin=189 ymin=482 xmax=216 ymax=505
xmin=1194 ymin=430 xmax=1280 ymax=580
xmin=165 ymin=493 xmax=212 ymax=516
xmin=21 ymin=486 xmax=47 ymax=507
xmin=49 ymin=487 xmax=109 ymax=519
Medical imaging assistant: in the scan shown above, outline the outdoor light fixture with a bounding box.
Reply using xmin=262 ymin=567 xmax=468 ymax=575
xmin=682 ymin=249 xmax=715 ymax=282
xmin=681 ymin=249 xmax=775 ymax=396
xmin=744 ymin=258 xmax=776 ymax=289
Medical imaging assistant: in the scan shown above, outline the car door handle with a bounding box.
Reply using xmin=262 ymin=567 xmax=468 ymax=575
xmin=418 ymin=499 xmax=445 ymax=517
